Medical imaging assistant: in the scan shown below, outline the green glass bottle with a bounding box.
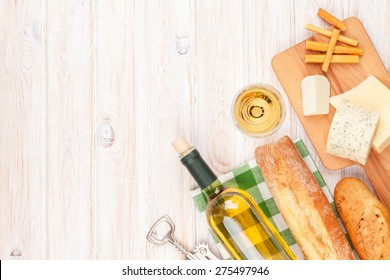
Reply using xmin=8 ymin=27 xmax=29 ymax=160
xmin=172 ymin=137 xmax=296 ymax=260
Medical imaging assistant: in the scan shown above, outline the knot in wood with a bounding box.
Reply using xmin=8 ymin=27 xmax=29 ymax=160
xmin=176 ymin=37 xmax=190 ymax=55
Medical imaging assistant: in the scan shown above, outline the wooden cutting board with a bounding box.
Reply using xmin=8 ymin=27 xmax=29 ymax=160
xmin=272 ymin=17 xmax=390 ymax=209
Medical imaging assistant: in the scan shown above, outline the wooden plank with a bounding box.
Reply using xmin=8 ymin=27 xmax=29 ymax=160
xmin=95 ymin=0 xmax=144 ymax=259
xmin=46 ymin=0 xmax=95 ymax=258
xmin=143 ymin=0 xmax=196 ymax=259
xmin=0 ymin=0 xmax=47 ymax=259
xmin=138 ymin=0 xmax=195 ymax=259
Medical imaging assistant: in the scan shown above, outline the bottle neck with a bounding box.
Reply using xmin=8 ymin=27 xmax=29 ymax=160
xmin=202 ymin=180 xmax=224 ymax=200
xmin=180 ymin=149 xmax=218 ymax=191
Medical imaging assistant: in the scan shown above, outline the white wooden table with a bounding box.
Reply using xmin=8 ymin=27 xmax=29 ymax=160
xmin=0 ymin=0 xmax=389 ymax=260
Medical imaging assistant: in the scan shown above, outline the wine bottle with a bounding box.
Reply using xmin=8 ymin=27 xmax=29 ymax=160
xmin=172 ymin=137 xmax=296 ymax=260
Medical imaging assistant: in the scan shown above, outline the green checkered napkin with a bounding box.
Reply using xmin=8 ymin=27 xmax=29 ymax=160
xmin=191 ymin=138 xmax=352 ymax=260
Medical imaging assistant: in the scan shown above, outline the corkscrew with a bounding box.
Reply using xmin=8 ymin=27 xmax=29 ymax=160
xmin=147 ymin=214 xmax=219 ymax=260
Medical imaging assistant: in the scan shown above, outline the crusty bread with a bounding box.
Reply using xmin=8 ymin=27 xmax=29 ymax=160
xmin=335 ymin=177 xmax=390 ymax=260
xmin=255 ymin=136 xmax=355 ymax=260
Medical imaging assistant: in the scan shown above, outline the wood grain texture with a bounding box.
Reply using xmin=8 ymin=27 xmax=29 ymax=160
xmin=46 ymin=0 xmax=95 ymax=258
xmin=95 ymin=0 xmax=141 ymax=260
xmin=0 ymin=0 xmax=389 ymax=259
xmin=0 ymin=0 xmax=47 ymax=259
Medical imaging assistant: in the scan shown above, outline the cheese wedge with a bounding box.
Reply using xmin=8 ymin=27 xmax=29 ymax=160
xmin=301 ymin=75 xmax=330 ymax=116
xmin=327 ymin=99 xmax=379 ymax=165
xmin=330 ymin=75 xmax=390 ymax=153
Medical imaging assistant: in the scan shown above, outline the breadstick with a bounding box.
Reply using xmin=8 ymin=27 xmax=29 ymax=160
xmin=305 ymin=54 xmax=359 ymax=63
xmin=317 ymin=8 xmax=347 ymax=31
xmin=322 ymin=29 xmax=340 ymax=72
xmin=306 ymin=41 xmax=363 ymax=55
xmin=305 ymin=24 xmax=358 ymax=46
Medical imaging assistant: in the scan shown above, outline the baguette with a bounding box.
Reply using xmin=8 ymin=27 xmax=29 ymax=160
xmin=335 ymin=178 xmax=390 ymax=260
xmin=255 ymin=136 xmax=355 ymax=260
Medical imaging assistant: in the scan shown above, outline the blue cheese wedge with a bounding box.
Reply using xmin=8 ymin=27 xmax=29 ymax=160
xmin=326 ymin=99 xmax=379 ymax=165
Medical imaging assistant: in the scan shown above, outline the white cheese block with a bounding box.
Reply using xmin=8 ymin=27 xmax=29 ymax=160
xmin=326 ymin=99 xmax=379 ymax=165
xmin=301 ymin=75 xmax=330 ymax=116
xmin=330 ymin=75 xmax=390 ymax=153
